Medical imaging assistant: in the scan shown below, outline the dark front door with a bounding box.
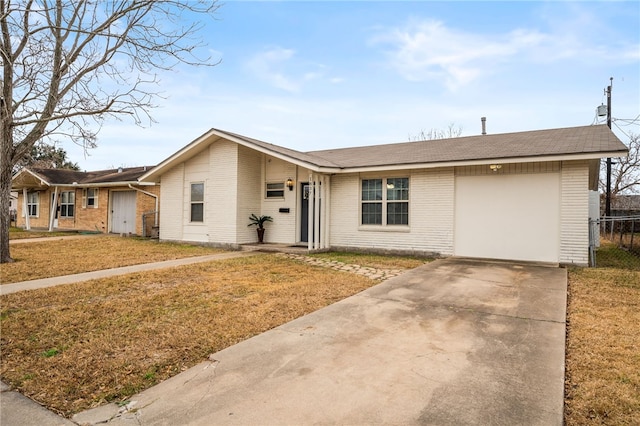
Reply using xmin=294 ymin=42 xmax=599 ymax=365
xmin=300 ymin=182 xmax=321 ymax=243
xmin=301 ymin=183 xmax=310 ymax=242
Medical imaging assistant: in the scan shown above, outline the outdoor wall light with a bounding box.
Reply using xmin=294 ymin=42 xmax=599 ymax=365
xmin=489 ymin=164 xmax=502 ymax=172
xmin=286 ymin=178 xmax=294 ymax=191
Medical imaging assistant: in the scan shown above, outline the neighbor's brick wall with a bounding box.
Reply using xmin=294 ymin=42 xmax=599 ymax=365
xmin=15 ymin=190 xmax=52 ymax=229
xmin=71 ymin=188 xmax=109 ymax=233
xmin=135 ymin=185 xmax=160 ymax=236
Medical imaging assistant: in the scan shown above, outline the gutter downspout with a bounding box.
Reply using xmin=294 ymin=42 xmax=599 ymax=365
xmin=49 ymin=186 xmax=59 ymax=231
xmin=128 ymin=184 xmax=158 ymax=226
xmin=22 ymin=188 xmax=30 ymax=230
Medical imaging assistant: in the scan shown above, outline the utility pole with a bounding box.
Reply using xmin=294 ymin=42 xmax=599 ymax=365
xmin=605 ymin=77 xmax=613 ymax=217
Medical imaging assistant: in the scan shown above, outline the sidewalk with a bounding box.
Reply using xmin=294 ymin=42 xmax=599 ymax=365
xmin=1 ymin=251 xmax=261 ymax=296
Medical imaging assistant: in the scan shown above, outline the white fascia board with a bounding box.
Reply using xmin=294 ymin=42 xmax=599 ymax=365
xmin=139 ymin=128 xmax=338 ymax=181
xmin=139 ymin=129 xmax=216 ymax=182
xmin=12 ymin=168 xmax=51 ymax=187
xmin=208 ymin=130 xmax=337 ymax=173
xmin=51 ymin=181 xmax=145 ymax=188
xmin=328 ymin=151 xmax=629 ymax=174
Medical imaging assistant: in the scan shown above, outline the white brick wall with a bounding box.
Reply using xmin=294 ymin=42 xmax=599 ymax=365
xmin=260 ymin=156 xmax=297 ymax=244
xmin=206 ymin=140 xmax=239 ymax=244
xmin=159 ymin=163 xmax=184 ymax=241
xmin=236 ymin=146 xmax=262 ymax=243
xmin=181 ymin=150 xmax=210 ymax=242
xmin=329 ymin=168 xmax=454 ymax=255
xmin=560 ymin=160 xmax=590 ymax=265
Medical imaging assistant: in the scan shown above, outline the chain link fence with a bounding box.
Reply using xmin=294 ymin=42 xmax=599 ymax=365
xmin=589 ymin=215 xmax=640 ymax=269
xmin=142 ymin=210 xmax=159 ymax=238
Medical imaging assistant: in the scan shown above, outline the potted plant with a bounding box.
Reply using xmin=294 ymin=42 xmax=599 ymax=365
xmin=248 ymin=214 xmax=273 ymax=243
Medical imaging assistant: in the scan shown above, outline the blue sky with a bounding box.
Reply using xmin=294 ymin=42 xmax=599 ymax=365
xmin=67 ymin=1 xmax=640 ymax=170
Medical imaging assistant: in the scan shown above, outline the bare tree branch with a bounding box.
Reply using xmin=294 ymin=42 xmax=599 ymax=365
xmin=0 ymin=0 xmax=220 ymax=262
xmin=600 ymin=133 xmax=640 ymax=197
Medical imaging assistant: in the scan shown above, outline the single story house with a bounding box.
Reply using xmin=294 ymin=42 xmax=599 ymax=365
xmin=139 ymin=124 xmax=627 ymax=265
xmin=11 ymin=166 xmax=159 ymax=236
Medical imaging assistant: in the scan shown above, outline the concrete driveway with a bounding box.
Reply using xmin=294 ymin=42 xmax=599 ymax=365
xmin=74 ymin=257 xmax=567 ymax=426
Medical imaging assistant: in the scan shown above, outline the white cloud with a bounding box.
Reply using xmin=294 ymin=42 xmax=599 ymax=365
xmin=371 ymin=16 xmax=638 ymax=91
xmin=372 ymin=19 xmax=547 ymax=91
xmin=246 ymin=47 xmax=300 ymax=92
xmin=245 ymin=47 xmax=341 ymax=92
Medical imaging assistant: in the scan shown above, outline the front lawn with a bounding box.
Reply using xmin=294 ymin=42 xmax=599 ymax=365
xmin=564 ymin=249 xmax=640 ymax=424
xmin=0 ymin=254 xmax=378 ymax=417
xmin=1 ymin=236 xmax=223 ymax=283
xmin=8 ymin=227 xmax=74 ymax=240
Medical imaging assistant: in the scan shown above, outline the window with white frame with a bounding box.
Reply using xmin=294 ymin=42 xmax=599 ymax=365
xmin=83 ymin=188 xmax=98 ymax=208
xmin=190 ymin=182 xmax=204 ymax=222
xmin=265 ymin=182 xmax=285 ymax=199
xmin=26 ymin=192 xmax=39 ymax=217
xmin=361 ymin=177 xmax=409 ymax=226
xmin=60 ymin=191 xmax=75 ymax=218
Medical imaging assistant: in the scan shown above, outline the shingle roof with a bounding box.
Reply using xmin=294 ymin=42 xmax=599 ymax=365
xmin=22 ymin=166 xmax=154 ymax=186
xmin=212 ymin=129 xmax=342 ymax=168
xmin=141 ymin=124 xmax=628 ymax=182
xmin=305 ymin=125 xmax=627 ymax=169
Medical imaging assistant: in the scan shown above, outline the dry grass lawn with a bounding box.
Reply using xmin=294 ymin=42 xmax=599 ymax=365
xmin=1 ymin=236 xmax=223 ymax=283
xmin=565 ymin=250 xmax=640 ymax=424
xmin=0 ymin=254 xmax=380 ymax=417
xmin=8 ymin=228 xmax=73 ymax=240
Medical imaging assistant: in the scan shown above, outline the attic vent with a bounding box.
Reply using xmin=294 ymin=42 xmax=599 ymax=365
xmin=118 ymin=167 xmax=123 ymax=173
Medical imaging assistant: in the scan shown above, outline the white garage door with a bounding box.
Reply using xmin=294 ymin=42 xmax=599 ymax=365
xmin=111 ymin=191 xmax=137 ymax=234
xmin=454 ymin=173 xmax=560 ymax=263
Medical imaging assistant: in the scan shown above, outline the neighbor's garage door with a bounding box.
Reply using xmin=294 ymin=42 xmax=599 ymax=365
xmin=454 ymin=173 xmax=560 ymax=263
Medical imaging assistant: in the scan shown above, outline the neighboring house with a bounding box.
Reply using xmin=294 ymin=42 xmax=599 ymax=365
xmin=9 ymin=192 xmax=18 ymax=224
xmin=11 ymin=166 xmax=159 ymax=236
xmin=611 ymin=194 xmax=640 ymax=215
xmin=140 ymin=124 xmax=627 ymax=265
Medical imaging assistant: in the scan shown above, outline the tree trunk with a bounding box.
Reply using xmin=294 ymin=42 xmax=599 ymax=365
xmin=0 ymin=131 xmax=14 ymax=263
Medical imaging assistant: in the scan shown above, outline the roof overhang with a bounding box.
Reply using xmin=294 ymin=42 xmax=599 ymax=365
xmin=140 ymin=129 xmax=336 ymax=182
xmin=11 ymin=168 xmax=51 ymax=190
xmin=139 ymin=125 xmax=628 ymax=181
xmin=330 ymin=150 xmax=628 ymax=174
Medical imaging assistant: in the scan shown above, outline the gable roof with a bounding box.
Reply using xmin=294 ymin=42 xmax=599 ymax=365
xmin=11 ymin=166 xmax=155 ymax=190
xmin=141 ymin=124 xmax=628 ymax=181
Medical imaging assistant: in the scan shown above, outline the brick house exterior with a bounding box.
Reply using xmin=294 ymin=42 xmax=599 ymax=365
xmin=12 ymin=167 xmax=159 ymax=236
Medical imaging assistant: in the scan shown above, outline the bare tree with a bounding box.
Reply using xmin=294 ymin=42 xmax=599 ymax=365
xmin=1 ymin=0 xmax=219 ymax=263
xmin=409 ymin=123 xmax=463 ymax=141
xmin=600 ymin=133 xmax=640 ymax=198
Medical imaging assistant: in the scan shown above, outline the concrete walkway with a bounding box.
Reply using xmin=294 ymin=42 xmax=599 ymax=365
xmin=0 ymin=251 xmax=262 ymax=296
xmin=71 ymin=257 xmax=567 ymax=426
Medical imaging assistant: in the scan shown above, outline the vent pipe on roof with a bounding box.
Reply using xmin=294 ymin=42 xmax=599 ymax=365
xmin=118 ymin=167 xmax=123 ymax=173
xmin=481 ymin=117 xmax=487 ymax=135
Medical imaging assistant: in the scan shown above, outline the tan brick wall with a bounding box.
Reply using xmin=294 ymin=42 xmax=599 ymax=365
xmin=16 ymin=188 xmax=108 ymax=233
xmin=15 ymin=190 xmax=52 ymax=229
xmin=75 ymin=188 xmax=109 ymax=233
xmin=134 ymin=185 xmax=160 ymax=236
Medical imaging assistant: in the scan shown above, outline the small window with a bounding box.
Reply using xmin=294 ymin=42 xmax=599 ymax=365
xmin=60 ymin=191 xmax=75 ymax=218
xmin=27 ymin=192 xmax=39 ymax=217
xmin=190 ymin=182 xmax=204 ymax=222
xmin=83 ymin=188 xmax=98 ymax=208
xmin=266 ymin=182 xmax=285 ymax=199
